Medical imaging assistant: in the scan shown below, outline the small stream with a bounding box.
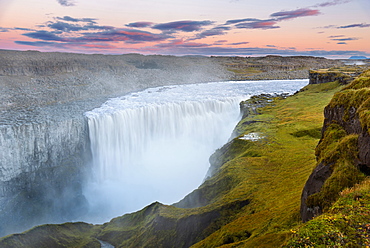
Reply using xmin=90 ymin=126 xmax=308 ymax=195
xmin=99 ymin=239 xmax=115 ymax=248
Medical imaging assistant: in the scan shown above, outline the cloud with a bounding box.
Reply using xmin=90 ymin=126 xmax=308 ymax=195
xmin=193 ymin=26 xmax=230 ymax=39
xmin=47 ymin=21 xmax=113 ymax=32
xmin=20 ymin=26 xmax=170 ymax=44
xmin=15 ymin=41 xmax=63 ymax=47
xmin=126 ymin=22 xmax=154 ymax=28
xmin=56 ymin=0 xmax=76 ymax=7
xmin=77 ymin=29 xmax=171 ymax=43
xmin=15 ymin=35 xmax=370 ymax=59
xmin=338 ymin=23 xmax=370 ymax=29
xmin=225 ymin=8 xmax=319 ymax=30
xmin=18 ymin=16 xmax=168 ymax=45
xmin=152 ymin=20 xmax=214 ymax=32
xmin=318 ymin=25 xmax=337 ymax=29
xmin=48 ymin=22 xmax=86 ymax=32
xmin=235 ymin=19 xmax=279 ymax=29
xmin=337 ymin=42 xmax=347 ymax=44
xmin=14 ymin=27 xmax=34 ymax=31
xmin=225 ymin=18 xmax=260 ymax=25
xmin=270 ymin=8 xmax=320 ymax=21
xmin=328 ymin=35 xmax=345 ymax=38
xmin=229 ymin=42 xmax=249 ymax=45
xmin=318 ymin=23 xmax=370 ymax=29
xmin=57 ymin=16 xmax=97 ymax=23
xmin=23 ymin=30 xmax=66 ymax=41
xmin=0 ymin=28 xmax=9 ymax=32
xmin=314 ymin=0 xmax=352 ymax=8
xmin=330 ymin=37 xmax=358 ymax=41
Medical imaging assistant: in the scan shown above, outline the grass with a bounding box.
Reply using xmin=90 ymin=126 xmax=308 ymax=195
xmin=285 ymin=69 xmax=370 ymax=247
xmin=286 ymin=178 xmax=370 ymax=247
xmin=188 ymin=81 xmax=343 ymax=247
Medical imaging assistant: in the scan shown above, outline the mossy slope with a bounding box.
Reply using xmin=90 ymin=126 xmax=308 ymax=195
xmin=0 ymin=222 xmax=100 ymax=248
xmin=287 ymin=179 xmax=370 ymax=247
xmin=301 ymin=70 xmax=370 ymax=220
xmin=291 ymin=69 xmax=370 ymax=246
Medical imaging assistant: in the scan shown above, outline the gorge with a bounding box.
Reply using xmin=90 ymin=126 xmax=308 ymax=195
xmin=2 ymin=50 xmax=370 ymax=247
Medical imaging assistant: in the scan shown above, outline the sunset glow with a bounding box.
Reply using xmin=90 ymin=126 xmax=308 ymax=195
xmin=0 ymin=0 xmax=369 ymax=58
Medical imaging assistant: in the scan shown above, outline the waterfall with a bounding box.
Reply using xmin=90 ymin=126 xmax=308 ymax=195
xmin=87 ymin=99 xmax=241 ymax=182
xmin=83 ymin=80 xmax=308 ymax=221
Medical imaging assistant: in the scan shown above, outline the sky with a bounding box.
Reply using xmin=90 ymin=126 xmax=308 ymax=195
xmin=0 ymin=0 xmax=369 ymax=58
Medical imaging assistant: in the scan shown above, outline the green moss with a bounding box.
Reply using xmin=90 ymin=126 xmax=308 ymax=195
xmin=307 ymin=134 xmax=365 ymax=210
xmin=329 ymin=70 xmax=370 ymax=126
xmin=343 ymin=69 xmax=370 ymax=90
xmin=290 ymin=127 xmax=322 ymax=139
xmin=286 ymin=178 xmax=370 ymax=247
xmin=315 ymin=123 xmax=347 ymax=162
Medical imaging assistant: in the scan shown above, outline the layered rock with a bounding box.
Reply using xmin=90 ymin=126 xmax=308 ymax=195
xmin=308 ymin=66 xmax=369 ymax=85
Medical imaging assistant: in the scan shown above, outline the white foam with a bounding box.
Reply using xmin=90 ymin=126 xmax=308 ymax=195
xmin=82 ymin=79 xmax=308 ymax=222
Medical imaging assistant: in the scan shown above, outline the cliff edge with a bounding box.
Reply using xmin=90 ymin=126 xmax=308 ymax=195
xmin=301 ymin=69 xmax=370 ymax=222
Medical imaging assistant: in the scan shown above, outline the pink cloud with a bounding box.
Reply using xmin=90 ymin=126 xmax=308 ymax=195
xmin=236 ymin=20 xmax=279 ymax=29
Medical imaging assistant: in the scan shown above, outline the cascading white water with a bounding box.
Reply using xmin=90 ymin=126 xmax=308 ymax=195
xmin=83 ymin=80 xmax=308 ymax=222
xmin=88 ymin=99 xmax=241 ymax=182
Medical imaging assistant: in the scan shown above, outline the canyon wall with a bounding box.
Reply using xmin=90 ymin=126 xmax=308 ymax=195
xmin=0 ymin=50 xmax=230 ymax=236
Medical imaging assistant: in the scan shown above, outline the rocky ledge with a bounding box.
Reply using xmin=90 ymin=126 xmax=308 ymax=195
xmin=301 ymin=69 xmax=370 ymax=222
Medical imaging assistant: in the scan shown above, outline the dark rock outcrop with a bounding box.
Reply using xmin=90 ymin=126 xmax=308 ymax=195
xmin=300 ymin=162 xmax=332 ymax=222
xmin=309 ymin=70 xmax=353 ymax=84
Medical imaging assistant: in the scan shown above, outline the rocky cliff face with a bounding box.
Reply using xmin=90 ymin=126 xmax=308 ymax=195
xmin=308 ymin=66 xmax=368 ymax=85
xmin=301 ymin=69 xmax=370 ymax=222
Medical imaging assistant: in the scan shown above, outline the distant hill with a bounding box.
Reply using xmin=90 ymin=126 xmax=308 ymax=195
xmin=349 ymin=55 xmax=368 ymax=59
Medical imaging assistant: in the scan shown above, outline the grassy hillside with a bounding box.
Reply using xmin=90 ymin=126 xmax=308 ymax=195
xmin=188 ymin=81 xmax=343 ymax=247
xmin=286 ymin=70 xmax=370 ymax=247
